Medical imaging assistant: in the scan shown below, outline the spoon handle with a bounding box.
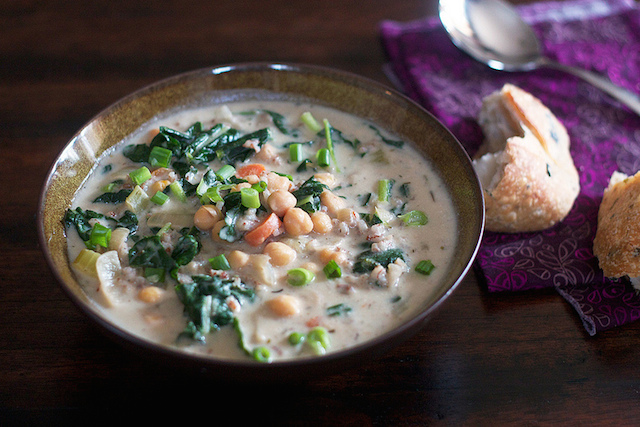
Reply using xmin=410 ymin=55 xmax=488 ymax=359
xmin=541 ymin=58 xmax=640 ymax=116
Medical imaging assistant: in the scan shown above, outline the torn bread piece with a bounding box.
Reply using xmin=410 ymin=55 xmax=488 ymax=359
xmin=593 ymin=170 xmax=640 ymax=290
xmin=473 ymin=84 xmax=580 ymax=233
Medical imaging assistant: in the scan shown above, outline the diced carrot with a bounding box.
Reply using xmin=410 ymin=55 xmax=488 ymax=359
xmin=244 ymin=213 xmax=281 ymax=246
xmin=236 ymin=163 xmax=266 ymax=179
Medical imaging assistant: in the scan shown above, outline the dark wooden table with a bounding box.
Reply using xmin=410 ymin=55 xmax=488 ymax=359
xmin=3 ymin=0 xmax=639 ymax=424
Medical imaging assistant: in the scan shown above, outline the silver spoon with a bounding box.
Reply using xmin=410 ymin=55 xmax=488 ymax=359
xmin=438 ymin=0 xmax=640 ymax=115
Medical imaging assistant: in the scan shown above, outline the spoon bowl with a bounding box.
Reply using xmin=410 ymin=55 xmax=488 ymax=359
xmin=438 ymin=0 xmax=640 ymax=115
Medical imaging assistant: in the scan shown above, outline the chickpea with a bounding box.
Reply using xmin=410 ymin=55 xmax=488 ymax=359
xmin=232 ymin=182 xmax=252 ymax=192
xmin=337 ymin=208 xmax=358 ymax=227
xmin=149 ymin=179 xmax=170 ymax=195
xmin=227 ymin=250 xmax=250 ymax=269
xmin=150 ymin=167 xmax=173 ymax=179
xmin=311 ymin=211 xmax=333 ymax=234
xmin=267 ymin=190 xmax=297 ymax=217
xmin=194 ymin=205 xmax=222 ymax=231
xmin=256 ymin=143 xmax=279 ymax=163
xmin=283 ymin=207 xmax=314 ymax=236
xmin=138 ymin=286 xmax=164 ymax=304
xmin=245 ymin=174 xmax=261 ymax=185
xmin=300 ymin=261 xmax=320 ymax=273
xmin=263 ymin=242 xmax=297 ymax=266
xmin=319 ymin=247 xmax=349 ymax=266
xmin=320 ymin=190 xmax=345 ymax=216
xmin=211 ymin=220 xmax=226 ymax=242
xmin=266 ymin=172 xmax=292 ymax=192
xmin=266 ymin=295 xmax=301 ymax=317
xmin=314 ymin=172 xmax=336 ymax=188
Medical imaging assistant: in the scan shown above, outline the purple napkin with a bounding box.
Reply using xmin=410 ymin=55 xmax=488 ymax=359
xmin=380 ymin=0 xmax=640 ymax=335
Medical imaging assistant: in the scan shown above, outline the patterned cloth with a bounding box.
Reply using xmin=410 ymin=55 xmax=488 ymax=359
xmin=380 ymin=0 xmax=640 ymax=335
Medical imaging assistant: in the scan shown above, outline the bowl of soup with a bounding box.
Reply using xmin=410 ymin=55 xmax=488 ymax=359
xmin=38 ymin=63 xmax=484 ymax=381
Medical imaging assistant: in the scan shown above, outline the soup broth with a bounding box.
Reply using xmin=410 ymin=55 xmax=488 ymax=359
xmin=65 ymin=100 xmax=457 ymax=362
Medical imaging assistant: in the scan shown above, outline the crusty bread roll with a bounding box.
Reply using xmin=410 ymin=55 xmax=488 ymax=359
xmin=473 ymin=84 xmax=580 ymax=233
xmin=593 ymin=170 xmax=640 ymax=289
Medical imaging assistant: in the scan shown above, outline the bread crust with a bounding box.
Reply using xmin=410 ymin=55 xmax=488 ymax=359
xmin=474 ymin=84 xmax=580 ymax=233
xmin=593 ymin=171 xmax=640 ymax=279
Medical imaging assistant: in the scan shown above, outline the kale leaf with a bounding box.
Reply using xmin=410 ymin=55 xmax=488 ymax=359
xmin=218 ymin=128 xmax=272 ymax=165
xmin=171 ymin=233 xmax=201 ymax=267
xmin=175 ymin=274 xmax=255 ymax=342
xmin=367 ymin=125 xmax=404 ymax=148
xmin=92 ymin=189 xmax=132 ymax=204
xmin=352 ymin=248 xmax=405 ymax=274
xmin=64 ymin=207 xmax=105 ymax=242
xmin=128 ymin=235 xmax=177 ymax=271
xmin=291 ymin=176 xmax=328 ymax=214
xmin=218 ymin=191 xmax=246 ymax=242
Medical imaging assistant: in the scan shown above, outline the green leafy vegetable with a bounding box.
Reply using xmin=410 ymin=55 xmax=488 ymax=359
xmin=92 ymin=189 xmax=133 ymax=204
xmin=218 ymin=191 xmax=247 ymax=242
xmin=176 ymin=274 xmax=255 ymax=342
xmin=128 ymin=235 xmax=177 ymax=271
xmin=327 ymin=303 xmax=352 ymax=317
xmin=64 ymin=207 xmax=106 ymax=242
xmin=171 ymin=233 xmax=201 ymax=266
xmin=64 ymin=208 xmax=138 ymax=245
xmin=353 ymin=248 xmax=405 ymax=274
xmin=368 ymin=124 xmax=404 ymax=148
xmin=291 ymin=176 xmax=328 ymax=214
xmin=241 ymin=109 xmax=297 ymax=136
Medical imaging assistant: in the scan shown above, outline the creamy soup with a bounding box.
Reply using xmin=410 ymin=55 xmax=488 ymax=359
xmin=64 ymin=100 xmax=457 ymax=362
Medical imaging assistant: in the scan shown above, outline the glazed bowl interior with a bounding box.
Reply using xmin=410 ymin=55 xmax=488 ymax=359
xmin=38 ymin=63 xmax=484 ymax=381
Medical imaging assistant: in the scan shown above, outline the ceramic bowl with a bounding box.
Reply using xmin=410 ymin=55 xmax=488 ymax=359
xmin=37 ymin=63 xmax=484 ymax=381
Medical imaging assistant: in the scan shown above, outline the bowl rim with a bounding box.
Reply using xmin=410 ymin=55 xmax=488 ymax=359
xmin=37 ymin=61 xmax=485 ymax=378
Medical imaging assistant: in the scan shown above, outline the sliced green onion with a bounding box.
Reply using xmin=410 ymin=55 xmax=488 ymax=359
xmin=289 ymin=143 xmax=303 ymax=162
xmin=144 ymin=267 xmax=165 ymax=283
xmin=201 ymin=184 xmax=234 ymax=204
xmin=209 ymin=254 xmax=231 ymax=271
xmin=73 ymin=248 xmax=100 ymax=277
xmin=89 ymin=223 xmax=111 ymax=248
xmin=125 ymin=185 xmax=150 ymax=214
xmin=156 ymin=222 xmax=172 ymax=236
xmin=415 ymin=259 xmax=435 ymax=275
xmin=129 ymin=166 xmax=151 ymax=185
xmin=323 ymin=259 xmax=342 ymax=279
xmin=378 ymin=179 xmax=392 ymax=202
xmin=300 ymin=111 xmax=322 ymax=133
xmin=316 ymin=148 xmax=330 ymax=167
xmin=148 ymin=146 xmax=172 ymax=168
xmin=399 ymin=210 xmax=428 ymax=226
xmin=101 ymin=179 xmax=123 ymax=193
xmin=150 ymin=191 xmax=170 ymax=205
xmin=287 ymin=268 xmax=315 ymax=287
xmin=169 ymin=181 xmax=187 ymax=202
xmin=216 ymin=164 xmax=236 ymax=181
xmin=323 ymin=119 xmax=340 ymax=172
xmin=252 ymin=346 xmax=272 ymax=363
xmin=307 ymin=327 xmax=331 ymax=355
xmin=251 ymin=181 xmax=267 ymax=193
xmin=288 ymin=332 xmax=306 ymax=345
xmin=240 ymin=187 xmax=260 ymax=209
